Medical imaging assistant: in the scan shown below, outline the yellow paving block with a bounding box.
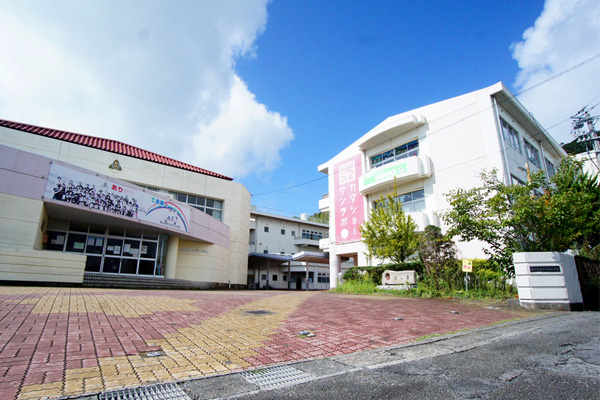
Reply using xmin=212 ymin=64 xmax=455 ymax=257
xmin=18 ymin=382 xmax=63 ymax=393
xmin=7 ymin=289 xmax=318 ymax=400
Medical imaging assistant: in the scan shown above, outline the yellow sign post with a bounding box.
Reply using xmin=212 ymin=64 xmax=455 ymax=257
xmin=462 ymin=259 xmax=473 ymax=272
xmin=462 ymin=259 xmax=473 ymax=291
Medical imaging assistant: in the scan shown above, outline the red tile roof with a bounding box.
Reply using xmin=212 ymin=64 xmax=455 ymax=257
xmin=0 ymin=118 xmax=233 ymax=181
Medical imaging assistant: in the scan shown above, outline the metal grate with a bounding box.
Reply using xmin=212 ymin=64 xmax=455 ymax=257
xmin=239 ymin=365 xmax=313 ymax=389
xmin=99 ymin=382 xmax=191 ymax=400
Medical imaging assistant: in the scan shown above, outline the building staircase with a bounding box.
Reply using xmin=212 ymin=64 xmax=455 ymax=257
xmin=82 ymin=272 xmax=221 ymax=290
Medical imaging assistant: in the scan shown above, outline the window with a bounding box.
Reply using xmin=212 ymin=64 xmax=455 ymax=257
xmin=263 ymin=249 xmax=268 ymax=254
xmin=371 ymin=140 xmax=419 ymax=169
xmin=264 ymin=226 xmax=269 ymax=233
xmin=317 ymin=273 xmax=330 ymax=283
xmin=44 ymin=221 xmax=164 ymax=276
xmin=301 ymin=230 xmax=327 ymax=240
xmin=281 ymin=228 xmax=285 ymax=235
xmin=545 ymin=158 xmax=556 ymax=177
xmin=291 ymin=231 xmax=295 ymax=237
xmin=500 ymin=118 xmax=521 ymax=152
xmin=168 ymin=191 xmax=224 ymax=220
xmin=272 ymin=275 xmax=278 ymax=281
xmin=524 ymin=140 xmax=541 ymax=168
xmin=261 ymin=274 xmax=266 ymax=280
xmin=375 ymin=189 xmax=425 ymax=214
xmin=511 ymin=175 xmax=526 ymax=186
xmin=283 ymin=275 xmax=287 ymax=281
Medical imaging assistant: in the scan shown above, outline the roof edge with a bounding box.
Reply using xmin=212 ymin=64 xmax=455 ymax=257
xmin=0 ymin=118 xmax=234 ymax=181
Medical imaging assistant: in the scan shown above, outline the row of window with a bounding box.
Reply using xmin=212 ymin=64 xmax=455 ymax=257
xmin=169 ymin=191 xmax=223 ymax=220
xmin=44 ymin=221 xmax=164 ymax=276
xmin=500 ymin=118 xmax=556 ymax=176
xmin=262 ymin=226 xmax=328 ymax=240
xmin=259 ymin=273 xmax=330 ymax=283
xmin=374 ymin=189 xmax=426 ymax=214
xmin=301 ymin=230 xmax=326 ymax=240
xmin=263 ymin=226 xmax=296 ymax=236
xmin=371 ymin=140 xmax=419 ymax=169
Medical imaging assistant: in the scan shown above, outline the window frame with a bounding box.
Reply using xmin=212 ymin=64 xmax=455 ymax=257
xmin=374 ymin=189 xmax=426 ymax=214
xmin=524 ymin=140 xmax=541 ymax=168
xmin=370 ymin=139 xmax=419 ymax=169
xmin=168 ymin=191 xmax=224 ymax=221
xmin=499 ymin=118 xmax=522 ymax=153
xmin=545 ymin=158 xmax=556 ymax=177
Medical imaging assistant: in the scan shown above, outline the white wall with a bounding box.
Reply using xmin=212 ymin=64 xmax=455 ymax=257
xmin=0 ymin=249 xmax=86 ymax=283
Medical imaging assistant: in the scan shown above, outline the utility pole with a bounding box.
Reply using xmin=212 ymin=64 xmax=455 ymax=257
xmin=571 ymin=106 xmax=600 ymax=170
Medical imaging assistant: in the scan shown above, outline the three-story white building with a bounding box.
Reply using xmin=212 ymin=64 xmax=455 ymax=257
xmin=317 ymin=83 xmax=566 ymax=287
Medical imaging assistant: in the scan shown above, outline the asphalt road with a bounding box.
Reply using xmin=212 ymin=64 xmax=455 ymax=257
xmin=179 ymin=312 xmax=600 ymax=400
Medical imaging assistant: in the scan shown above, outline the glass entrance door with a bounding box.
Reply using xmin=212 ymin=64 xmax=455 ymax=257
xmin=45 ymin=220 xmax=164 ymax=276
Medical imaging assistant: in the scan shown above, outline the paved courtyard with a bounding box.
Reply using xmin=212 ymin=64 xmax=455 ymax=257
xmin=0 ymin=287 xmax=533 ymax=400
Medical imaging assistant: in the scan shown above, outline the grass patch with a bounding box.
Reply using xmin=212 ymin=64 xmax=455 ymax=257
xmin=332 ymin=280 xmax=380 ymax=294
xmin=332 ymin=280 xmax=517 ymax=301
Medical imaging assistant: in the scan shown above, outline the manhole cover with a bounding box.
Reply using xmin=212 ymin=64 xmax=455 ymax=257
xmin=240 ymin=365 xmax=313 ymax=389
xmin=99 ymin=382 xmax=190 ymax=400
xmin=245 ymin=310 xmax=273 ymax=315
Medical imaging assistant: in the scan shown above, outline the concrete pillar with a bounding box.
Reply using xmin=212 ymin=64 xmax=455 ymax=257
xmin=329 ymin=244 xmax=340 ymax=289
xmin=165 ymin=235 xmax=179 ymax=279
xmin=305 ymin=263 xmax=309 ymax=291
xmin=287 ymin=261 xmax=291 ymax=290
xmin=266 ymin=260 xmax=270 ymax=290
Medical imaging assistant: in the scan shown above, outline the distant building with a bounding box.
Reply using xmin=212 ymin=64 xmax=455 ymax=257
xmin=248 ymin=210 xmax=334 ymax=289
xmin=0 ymin=119 xmax=250 ymax=288
xmin=317 ymin=83 xmax=567 ymax=288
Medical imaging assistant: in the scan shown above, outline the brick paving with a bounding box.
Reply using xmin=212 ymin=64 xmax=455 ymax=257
xmin=0 ymin=287 xmax=528 ymax=400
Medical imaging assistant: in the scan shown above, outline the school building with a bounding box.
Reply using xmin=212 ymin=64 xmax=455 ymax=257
xmin=317 ymin=82 xmax=567 ymax=288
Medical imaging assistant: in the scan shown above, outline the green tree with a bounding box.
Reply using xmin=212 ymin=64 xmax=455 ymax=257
xmin=308 ymin=211 xmax=329 ymax=224
xmin=419 ymin=225 xmax=460 ymax=290
xmin=442 ymin=157 xmax=600 ymax=273
xmin=359 ymin=189 xmax=419 ymax=264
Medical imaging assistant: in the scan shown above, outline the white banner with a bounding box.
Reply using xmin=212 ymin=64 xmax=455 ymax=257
xmin=44 ymin=163 xmax=191 ymax=233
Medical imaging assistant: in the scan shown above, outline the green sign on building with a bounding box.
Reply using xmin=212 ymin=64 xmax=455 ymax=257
xmin=363 ymin=162 xmax=408 ymax=187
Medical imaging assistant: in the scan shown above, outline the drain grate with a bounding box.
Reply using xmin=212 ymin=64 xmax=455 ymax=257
xmin=240 ymin=365 xmax=313 ymax=389
xmin=99 ymin=382 xmax=190 ymax=400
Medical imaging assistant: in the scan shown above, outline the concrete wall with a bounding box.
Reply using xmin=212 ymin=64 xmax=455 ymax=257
xmin=0 ymin=249 xmax=86 ymax=283
xmin=0 ymin=194 xmax=46 ymax=251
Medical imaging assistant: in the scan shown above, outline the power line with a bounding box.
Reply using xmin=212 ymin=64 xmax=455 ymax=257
xmin=252 ymin=175 xmax=327 ymax=197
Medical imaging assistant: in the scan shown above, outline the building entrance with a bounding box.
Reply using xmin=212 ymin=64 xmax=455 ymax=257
xmin=44 ymin=220 xmax=166 ymax=276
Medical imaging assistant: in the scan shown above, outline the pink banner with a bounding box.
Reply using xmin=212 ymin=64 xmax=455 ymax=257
xmin=334 ymin=154 xmax=364 ymax=243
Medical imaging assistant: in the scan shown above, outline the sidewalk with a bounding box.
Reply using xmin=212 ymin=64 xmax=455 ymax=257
xmin=0 ymin=286 xmax=536 ymax=400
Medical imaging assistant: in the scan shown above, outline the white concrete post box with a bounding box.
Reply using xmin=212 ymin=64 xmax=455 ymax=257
xmin=382 ymin=270 xmax=416 ymax=286
xmin=513 ymin=252 xmax=583 ymax=311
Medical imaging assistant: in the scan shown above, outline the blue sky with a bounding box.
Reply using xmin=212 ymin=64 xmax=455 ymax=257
xmin=1 ymin=0 xmax=599 ymax=218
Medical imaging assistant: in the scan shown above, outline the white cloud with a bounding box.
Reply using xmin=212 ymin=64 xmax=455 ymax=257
xmin=187 ymin=76 xmax=293 ymax=178
xmin=511 ymin=0 xmax=600 ymax=144
xmin=0 ymin=0 xmax=292 ymax=178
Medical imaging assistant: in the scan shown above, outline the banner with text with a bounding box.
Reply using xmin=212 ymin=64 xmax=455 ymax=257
xmin=44 ymin=163 xmax=190 ymax=233
xmin=334 ymin=154 xmax=365 ymax=243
